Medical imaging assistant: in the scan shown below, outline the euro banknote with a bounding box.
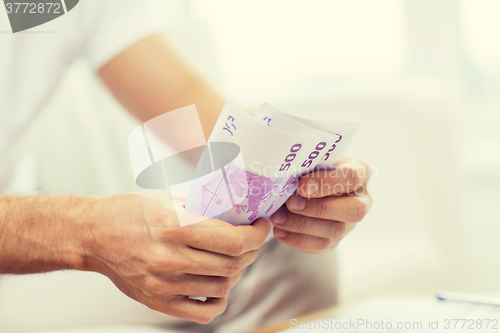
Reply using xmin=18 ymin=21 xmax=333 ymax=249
xmin=184 ymin=103 xmax=361 ymax=226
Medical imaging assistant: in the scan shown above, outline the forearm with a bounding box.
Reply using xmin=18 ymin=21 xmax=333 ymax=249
xmin=99 ymin=35 xmax=226 ymax=140
xmin=0 ymin=195 xmax=97 ymax=274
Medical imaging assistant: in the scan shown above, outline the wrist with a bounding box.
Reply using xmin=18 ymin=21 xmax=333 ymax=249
xmin=67 ymin=195 xmax=105 ymax=272
xmin=0 ymin=195 xmax=103 ymax=274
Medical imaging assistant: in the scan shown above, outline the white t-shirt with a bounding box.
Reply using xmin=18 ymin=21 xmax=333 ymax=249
xmin=0 ymin=0 xmax=166 ymax=191
xmin=0 ymin=2 xmax=187 ymax=330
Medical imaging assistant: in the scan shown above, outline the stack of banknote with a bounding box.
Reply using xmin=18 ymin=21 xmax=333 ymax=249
xmin=184 ymin=103 xmax=361 ymax=226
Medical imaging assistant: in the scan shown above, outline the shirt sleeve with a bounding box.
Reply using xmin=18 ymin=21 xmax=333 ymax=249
xmin=77 ymin=0 xmax=168 ymax=71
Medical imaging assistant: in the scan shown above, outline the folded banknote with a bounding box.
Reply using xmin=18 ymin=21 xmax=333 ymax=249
xmin=184 ymin=103 xmax=361 ymax=226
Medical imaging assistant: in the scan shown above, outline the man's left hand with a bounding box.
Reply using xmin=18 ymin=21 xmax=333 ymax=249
xmin=270 ymin=156 xmax=372 ymax=253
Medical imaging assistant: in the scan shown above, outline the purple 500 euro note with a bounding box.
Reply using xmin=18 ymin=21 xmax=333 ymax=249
xmin=185 ymin=103 xmax=361 ymax=226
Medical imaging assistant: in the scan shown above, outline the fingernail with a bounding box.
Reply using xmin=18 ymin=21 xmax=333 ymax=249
xmin=306 ymin=179 xmax=319 ymax=196
xmin=272 ymin=210 xmax=287 ymax=225
xmin=288 ymin=195 xmax=307 ymax=211
xmin=274 ymin=228 xmax=288 ymax=238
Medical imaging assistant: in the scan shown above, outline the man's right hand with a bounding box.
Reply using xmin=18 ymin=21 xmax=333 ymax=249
xmin=0 ymin=193 xmax=269 ymax=324
xmin=84 ymin=193 xmax=270 ymax=324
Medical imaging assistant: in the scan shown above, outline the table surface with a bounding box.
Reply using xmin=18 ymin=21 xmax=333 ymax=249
xmin=247 ymin=304 xmax=348 ymax=333
xmin=247 ymin=292 xmax=431 ymax=333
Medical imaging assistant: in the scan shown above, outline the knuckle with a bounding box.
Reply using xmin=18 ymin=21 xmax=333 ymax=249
xmin=227 ymin=234 xmax=245 ymax=256
xmin=196 ymin=313 xmax=216 ymax=325
xmin=149 ymin=247 xmax=186 ymax=273
xmin=316 ymin=198 xmax=329 ymax=219
xmin=323 ymin=220 xmax=338 ymax=238
xmin=294 ymin=215 xmax=309 ymax=233
xmin=148 ymin=246 xmax=169 ymax=270
xmin=144 ymin=276 xmax=164 ymax=295
xmin=225 ymin=257 xmax=243 ymax=277
xmin=149 ymin=256 xmax=166 ymax=272
xmin=249 ymin=249 xmax=260 ymax=264
xmin=218 ymin=297 xmax=229 ymax=315
xmin=158 ymin=224 xmax=183 ymax=240
xmin=199 ymin=298 xmax=227 ymax=324
xmin=351 ymin=184 xmax=366 ymax=196
xmin=350 ymin=200 xmax=366 ymax=222
xmin=214 ymin=278 xmax=231 ymax=297
xmin=295 ymin=235 xmax=309 ymax=250
xmin=243 ymin=249 xmax=260 ymax=268
xmin=199 ymin=298 xmax=229 ymax=322
xmin=350 ymin=169 xmax=360 ymax=188
xmin=317 ymin=237 xmax=331 ymax=251
xmin=333 ymin=222 xmax=346 ymax=239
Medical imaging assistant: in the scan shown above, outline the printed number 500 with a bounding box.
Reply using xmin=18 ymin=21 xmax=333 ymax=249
xmin=280 ymin=144 xmax=302 ymax=172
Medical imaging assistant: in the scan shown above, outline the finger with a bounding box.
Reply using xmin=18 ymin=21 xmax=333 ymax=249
xmin=143 ymin=270 xmax=244 ymax=299
xmin=286 ymin=193 xmax=372 ymax=223
xmin=338 ymin=156 xmax=371 ymax=186
xmin=172 ymin=270 xmax=245 ymax=298
xmin=270 ymin=207 xmax=349 ymax=239
xmin=151 ymin=295 xmax=227 ymax=324
xmin=171 ymin=193 xmax=188 ymax=203
xmin=297 ymin=157 xmax=371 ymax=198
xmin=274 ymin=222 xmax=356 ymax=253
xmin=184 ymin=248 xmax=260 ymax=277
xmin=273 ymin=228 xmax=334 ymax=253
xmin=184 ymin=219 xmax=271 ymax=256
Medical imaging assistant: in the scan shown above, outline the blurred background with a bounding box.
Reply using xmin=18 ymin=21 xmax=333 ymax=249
xmin=3 ymin=0 xmax=500 ymax=330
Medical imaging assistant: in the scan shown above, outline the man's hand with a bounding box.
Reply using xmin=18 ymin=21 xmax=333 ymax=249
xmin=86 ymin=193 xmax=270 ymax=324
xmin=270 ymin=157 xmax=372 ymax=253
xmin=0 ymin=193 xmax=270 ymax=324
